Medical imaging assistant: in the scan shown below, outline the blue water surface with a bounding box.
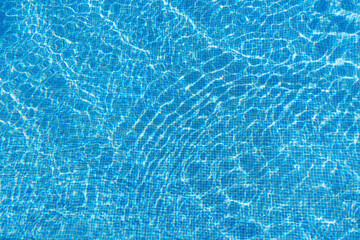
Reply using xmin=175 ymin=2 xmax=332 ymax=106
xmin=1 ymin=0 xmax=360 ymax=239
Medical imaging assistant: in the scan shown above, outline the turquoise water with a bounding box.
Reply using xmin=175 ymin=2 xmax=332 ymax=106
xmin=1 ymin=0 xmax=360 ymax=239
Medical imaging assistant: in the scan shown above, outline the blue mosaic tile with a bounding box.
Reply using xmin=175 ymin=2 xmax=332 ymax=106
xmin=1 ymin=0 xmax=360 ymax=239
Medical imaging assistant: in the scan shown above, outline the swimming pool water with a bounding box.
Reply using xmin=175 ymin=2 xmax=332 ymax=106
xmin=1 ymin=0 xmax=360 ymax=239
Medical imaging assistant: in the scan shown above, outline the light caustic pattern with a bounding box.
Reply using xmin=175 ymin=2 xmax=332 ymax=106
xmin=0 ymin=0 xmax=360 ymax=239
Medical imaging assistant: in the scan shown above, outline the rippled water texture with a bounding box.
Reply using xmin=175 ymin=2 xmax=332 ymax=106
xmin=1 ymin=0 xmax=360 ymax=239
